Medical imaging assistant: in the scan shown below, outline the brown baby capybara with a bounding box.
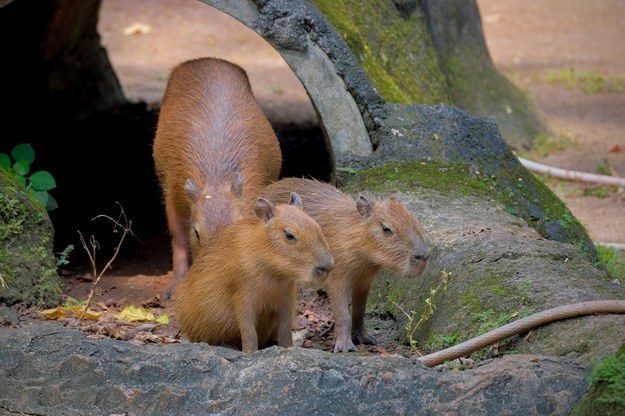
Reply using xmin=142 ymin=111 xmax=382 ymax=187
xmin=261 ymin=178 xmax=430 ymax=352
xmin=174 ymin=193 xmax=334 ymax=353
xmin=153 ymin=57 xmax=282 ymax=297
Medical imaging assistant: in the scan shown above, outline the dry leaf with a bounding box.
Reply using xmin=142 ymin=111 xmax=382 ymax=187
xmin=39 ymin=306 xmax=102 ymax=321
xmin=608 ymin=144 xmax=625 ymax=153
xmin=113 ymin=305 xmax=169 ymax=324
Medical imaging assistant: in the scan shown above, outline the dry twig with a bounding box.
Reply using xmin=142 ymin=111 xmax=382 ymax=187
xmin=78 ymin=202 xmax=133 ymax=320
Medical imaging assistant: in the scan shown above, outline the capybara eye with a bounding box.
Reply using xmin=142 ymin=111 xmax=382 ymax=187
xmin=381 ymin=224 xmax=393 ymax=234
xmin=194 ymin=227 xmax=200 ymax=240
xmin=284 ymin=230 xmax=296 ymax=241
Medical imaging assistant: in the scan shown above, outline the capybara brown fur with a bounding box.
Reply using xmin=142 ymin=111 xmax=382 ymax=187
xmin=153 ymin=57 xmax=282 ymax=297
xmin=173 ymin=193 xmax=334 ymax=353
xmin=261 ymin=178 xmax=430 ymax=352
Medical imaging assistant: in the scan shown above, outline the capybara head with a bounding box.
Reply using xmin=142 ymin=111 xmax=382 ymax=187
xmin=357 ymin=195 xmax=429 ymax=277
xmin=255 ymin=192 xmax=334 ymax=285
xmin=185 ymin=173 xmax=245 ymax=255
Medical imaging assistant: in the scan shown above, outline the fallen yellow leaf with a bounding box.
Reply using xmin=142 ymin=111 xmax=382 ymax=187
xmin=39 ymin=306 xmax=102 ymax=321
xmin=114 ymin=305 xmax=168 ymax=324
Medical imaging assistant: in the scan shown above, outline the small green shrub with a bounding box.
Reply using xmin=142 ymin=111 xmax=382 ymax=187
xmin=584 ymin=186 xmax=610 ymax=199
xmin=521 ymin=132 xmax=575 ymax=159
xmin=595 ymin=160 xmax=613 ymax=176
xmin=0 ymin=143 xmax=57 ymax=211
xmin=542 ymin=69 xmax=625 ymax=94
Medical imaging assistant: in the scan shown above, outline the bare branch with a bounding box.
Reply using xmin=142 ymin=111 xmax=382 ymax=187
xmin=79 ymin=203 xmax=133 ymax=321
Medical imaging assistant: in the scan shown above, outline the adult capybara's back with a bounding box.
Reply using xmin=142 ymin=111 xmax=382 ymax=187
xmin=153 ymin=57 xmax=282 ymax=296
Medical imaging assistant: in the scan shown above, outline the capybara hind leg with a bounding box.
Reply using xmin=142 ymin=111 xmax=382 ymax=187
xmin=165 ymin=203 xmax=190 ymax=298
xmin=351 ymin=275 xmax=376 ymax=345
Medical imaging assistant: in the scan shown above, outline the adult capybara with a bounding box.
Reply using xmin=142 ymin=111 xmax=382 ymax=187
xmin=261 ymin=178 xmax=430 ymax=352
xmin=174 ymin=193 xmax=334 ymax=353
xmin=153 ymin=57 xmax=282 ymax=297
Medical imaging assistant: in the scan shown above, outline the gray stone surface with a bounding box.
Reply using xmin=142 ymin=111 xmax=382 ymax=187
xmin=0 ymin=323 xmax=589 ymax=415
xmin=203 ymin=0 xmax=378 ymax=161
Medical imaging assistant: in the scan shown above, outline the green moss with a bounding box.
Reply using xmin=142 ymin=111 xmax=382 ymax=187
xmin=313 ymin=0 xmax=450 ymax=104
xmin=0 ymin=171 xmax=62 ymax=307
xmin=572 ymin=345 xmax=625 ymax=416
xmin=342 ymin=160 xmax=491 ymax=196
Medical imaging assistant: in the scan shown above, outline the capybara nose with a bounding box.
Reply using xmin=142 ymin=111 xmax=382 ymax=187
xmin=411 ymin=253 xmax=429 ymax=264
xmin=410 ymin=244 xmax=430 ymax=264
xmin=411 ymin=241 xmax=430 ymax=265
xmin=315 ymin=256 xmax=334 ymax=278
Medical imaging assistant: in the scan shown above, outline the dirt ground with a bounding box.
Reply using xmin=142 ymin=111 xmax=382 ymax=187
xmin=20 ymin=0 xmax=624 ymax=358
xmin=477 ymin=0 xmax=625 ymax=245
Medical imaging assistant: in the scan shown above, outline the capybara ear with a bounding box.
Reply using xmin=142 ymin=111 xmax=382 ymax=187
xmin=289 ymin=192 xmax=303 ymax=208
xmin=184 ymin=179 xmax=201 ymax=203
xmin=255 ymin=197 xmax=276 ymax=222
xmin=356 ymin=195 xmax=374 ymax=219
xmin=231 ymin=172 xmax=243 ymax=198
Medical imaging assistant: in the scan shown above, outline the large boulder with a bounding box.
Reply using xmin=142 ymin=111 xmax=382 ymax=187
xmin=0 ymin=322 xmax=590 ymax=415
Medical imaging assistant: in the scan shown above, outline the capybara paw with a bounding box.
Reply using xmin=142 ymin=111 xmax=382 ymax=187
xmin=333 ymin=340 xmax=357 ymax=353
xmin=353 ymin=333 xmax=377 ymax=346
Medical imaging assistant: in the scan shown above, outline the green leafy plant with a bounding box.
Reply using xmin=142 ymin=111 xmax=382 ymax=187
xmin=55 ymin=244 xmax=74 ymax=267
xmin=431 ymin=332 xmax=461 ymax=350
xmin=393 ymin=270 xmax=451 ymax=354
xmin=0 ymin=143 xmax=57 ymax=210
xmin=472 ymin=309 xmax=518 ymax=335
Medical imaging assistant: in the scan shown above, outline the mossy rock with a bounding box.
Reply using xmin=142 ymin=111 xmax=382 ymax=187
xmin=312 ymin=0 xmax=546 ymax=149
xmin=340 ymin=165 xmax=625 ymax=364
xmin=313 ymin=0 xmax=450 ymax=105
xmin=360 ymin=103 xmax=597 ymax=262
xmin=0 ymin=170 xmax=62 ymax=307
xmin=571 ymin=344 xmax=625 ymax=416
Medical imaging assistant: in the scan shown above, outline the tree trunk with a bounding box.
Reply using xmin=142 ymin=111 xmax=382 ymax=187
xmin=0 ymin=0 xmax=125 ymax=135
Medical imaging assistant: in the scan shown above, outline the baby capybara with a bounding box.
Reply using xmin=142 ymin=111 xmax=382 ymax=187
xmin=261 ymin=178 xmax=430 ymax=352
xmin=174 ymin=193 xmax=334 ymax=353
xmin=153 ymin=57 xmax=282 ymax=297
